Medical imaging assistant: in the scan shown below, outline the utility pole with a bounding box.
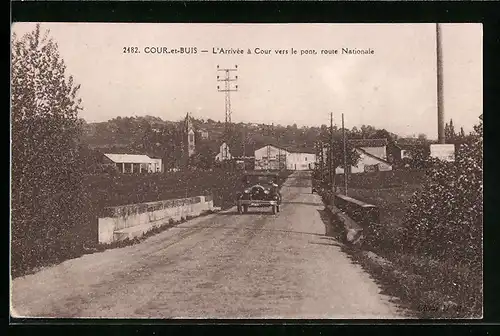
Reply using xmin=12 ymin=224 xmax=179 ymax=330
xmin=217 ymin=65 xmax=238 ymax=162
xmin=277 ymin=127 xmax=281 ymax=171
xmin=320 ymin=141 xmax=324 ymax=183
xmin=436 ymin=23 xmax=445 ymax=144
xmin=329 ymin=112 xmax=334 ymax=192
xmin=342 ymin=113 xmax=348 ymax=196
xmin=267 ymin=144 xmax=271 ymax=171
xmin=242 ymin=125 xmax=246 ymax=168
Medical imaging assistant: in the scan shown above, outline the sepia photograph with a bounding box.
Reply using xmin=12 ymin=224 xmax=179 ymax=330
xmin=10 ymin=22 xmax=482 ymax=319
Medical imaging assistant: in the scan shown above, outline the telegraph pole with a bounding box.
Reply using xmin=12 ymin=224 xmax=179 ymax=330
xmin=242 ymin=125 xmax=246 ymax=167
xmin=436 ymin=23 xmax=445 ymax=144
xmin=342 ymin=113 xmax=348 ymax=196
xmin=276 ymin=126 xmax=281 ymax=171
xmin=267 ymin=144 xmax=271 ymax=170
xmin=329 ymin=112 xmax=334 ymax=192
xmin=217 ymin=65 xmax=238 ymax=161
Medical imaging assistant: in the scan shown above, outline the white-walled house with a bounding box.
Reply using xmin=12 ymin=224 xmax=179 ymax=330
xmin=254 ymin=145 xmax=287 ymax=170
xmin=335 ymin=148 xmax=392 ymax=174
xmin=254 ymin=144 xmax=316 ymax=171
xmin=104 ymin=154 xmax=163 ymax=173
xmin=150 ymin=157 xmax=163 ymax=172
xmin=348 ymin=139 xmax=388 ymax=161
xmin=215 ymin=142 xmax=232 ymax=161
xmin=286 ymin=151 xmax=316 ymax=171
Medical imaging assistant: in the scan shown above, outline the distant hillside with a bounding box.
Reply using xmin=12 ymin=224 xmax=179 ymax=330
xmin=80 ymin=115 xmax=403 ymax=165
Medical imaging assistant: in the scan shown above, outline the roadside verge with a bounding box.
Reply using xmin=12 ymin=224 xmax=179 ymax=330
xmin=319 ymin=191 xmax=474 ymax=319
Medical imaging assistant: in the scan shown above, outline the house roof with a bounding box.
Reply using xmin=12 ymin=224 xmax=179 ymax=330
xmin=255 ymin=143 xmax=315 ymax=155
xmin=287 ymin=147 xmax=315 ymax=154
xmin=256 ymin=143 xmax=290 ymax=153
xmin=355 ymin=148 xmax=392 ymax=165
xmin=104 ymin=153 xmax=154 ymax=163
xmin=348 ymin=138 xmax=388 ymax=148
xmin=394 ymin=139 xmax=429 ymax=150
xmin=397 ymin=144 xmax=426 ymax=150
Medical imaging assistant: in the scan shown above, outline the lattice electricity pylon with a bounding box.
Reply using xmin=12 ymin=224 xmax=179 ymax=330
xmin=217 ymin=65 xmax=238 ymax=161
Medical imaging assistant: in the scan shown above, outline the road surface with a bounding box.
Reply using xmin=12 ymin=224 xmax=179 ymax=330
xmin=11 ymin=171 xmax=407 ymax=319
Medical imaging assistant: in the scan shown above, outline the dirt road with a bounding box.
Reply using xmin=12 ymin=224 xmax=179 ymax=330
xmin=11 ymin=171 xmax=407 ymax=319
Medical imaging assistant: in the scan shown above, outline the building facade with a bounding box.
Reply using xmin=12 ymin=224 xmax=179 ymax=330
xmin=348 ymin=139 xmax=388 ymax=161
xmin=254 ymin=145 xmax=287 ymax=170
xmin=104 ymin=154 xmax=163 ymax=173
xmin=335 ymin=148 xmax=392 ymax=174
xmin=286 ymin=151 xmax=316 ymax=171
xmin=330 ymin=139 xmax=392 ymax=174
xmin=215 ymin=142 xmax=233 ymax=161
xmin=254 ymin=144 xmax=316 ymax=171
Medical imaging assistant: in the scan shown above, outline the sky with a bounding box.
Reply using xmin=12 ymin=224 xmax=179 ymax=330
xmin=11 ymin=23 xmax=482 ymax=139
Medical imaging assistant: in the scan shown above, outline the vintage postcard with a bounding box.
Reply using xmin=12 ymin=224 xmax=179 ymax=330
xmin=10 ymin=23 xmax=482 ymax=319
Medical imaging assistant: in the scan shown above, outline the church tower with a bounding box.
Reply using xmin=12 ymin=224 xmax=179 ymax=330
xmin=184 ymin=113 xmax=196 ymax=157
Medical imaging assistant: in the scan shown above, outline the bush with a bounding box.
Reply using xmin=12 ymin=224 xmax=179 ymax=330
xmin=401 ymin=122 xmax=483 ymax=264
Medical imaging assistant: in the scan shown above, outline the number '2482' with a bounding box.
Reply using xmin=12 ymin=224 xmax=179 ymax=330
xmin=123 ymin=46 xmax=139 ymax=53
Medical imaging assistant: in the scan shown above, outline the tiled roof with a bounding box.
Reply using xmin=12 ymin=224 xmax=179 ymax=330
xmin=104 ymin=153 xmax=154 ymax=163
xmin=348 ymin=138 xmax=388 ymax=148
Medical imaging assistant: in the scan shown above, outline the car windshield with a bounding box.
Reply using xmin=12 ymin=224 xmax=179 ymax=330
xmin=244 ymin=175 xmax=277 ymax=186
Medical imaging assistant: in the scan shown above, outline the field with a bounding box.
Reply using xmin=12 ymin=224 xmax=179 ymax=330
xmin=336 ymin=169 xmax=426 ymax=190
xmin=84 ymin=168 xmax=293 ymax=210
xmin=347 ymin=185 xmax=422 ymax=229
xmin=84 ymin=168 xmax=245 ymax=210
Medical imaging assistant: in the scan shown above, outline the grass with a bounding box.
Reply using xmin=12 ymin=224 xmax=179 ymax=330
xmin=84 ymin=168 xmax=245 ymax=209
xmin=336 ymin=169 xmax=426 ymax=189
xmin=347 ymin=184 xmax=422 ymax=229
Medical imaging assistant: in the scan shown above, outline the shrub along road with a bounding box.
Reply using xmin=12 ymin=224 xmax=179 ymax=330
xmin=11 ymin=171 xmax=408 ymax=319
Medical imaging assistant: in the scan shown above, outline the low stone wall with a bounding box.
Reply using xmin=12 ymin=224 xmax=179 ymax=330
xmin=98 ymin=195 xmax=214 ymax=244
xmin=334 ymin=194 xmax=380 ymax=228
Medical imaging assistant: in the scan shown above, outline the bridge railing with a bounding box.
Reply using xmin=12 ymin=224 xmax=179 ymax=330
xmin=333 ymin=194 xmax=380 ymax=228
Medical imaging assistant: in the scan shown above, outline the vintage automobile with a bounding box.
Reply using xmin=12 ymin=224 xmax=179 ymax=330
xmin=236 ymin=171 xmax=282 ymax=214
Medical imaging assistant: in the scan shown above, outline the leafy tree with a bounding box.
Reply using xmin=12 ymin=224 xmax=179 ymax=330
xmin=370 ymin=129 xmax=395 ymax=142
xmin=11 ymin=24 xmax=88 ymax=273
xmin=445 ymin=118 xmax=456 ymax=143
xmin=405 ymin=145 xmax=431 ymax=169
xmin=360 ymin=124 xmax=377 ymax=138
xmin=187 ymin=146 xmax=216 ymax=170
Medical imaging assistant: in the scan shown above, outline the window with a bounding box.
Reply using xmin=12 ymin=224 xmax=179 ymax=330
xmin=189 ymin=134 xmax=194 ymax=142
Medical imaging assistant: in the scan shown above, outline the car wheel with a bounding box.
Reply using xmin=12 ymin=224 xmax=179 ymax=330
xmin=272 ymin=205 xmax=277 ymax=214
xmin=243 ymin=205 xmax=249 ymax=213
xmin=277 ymin=205 xmax=280 ymax=213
